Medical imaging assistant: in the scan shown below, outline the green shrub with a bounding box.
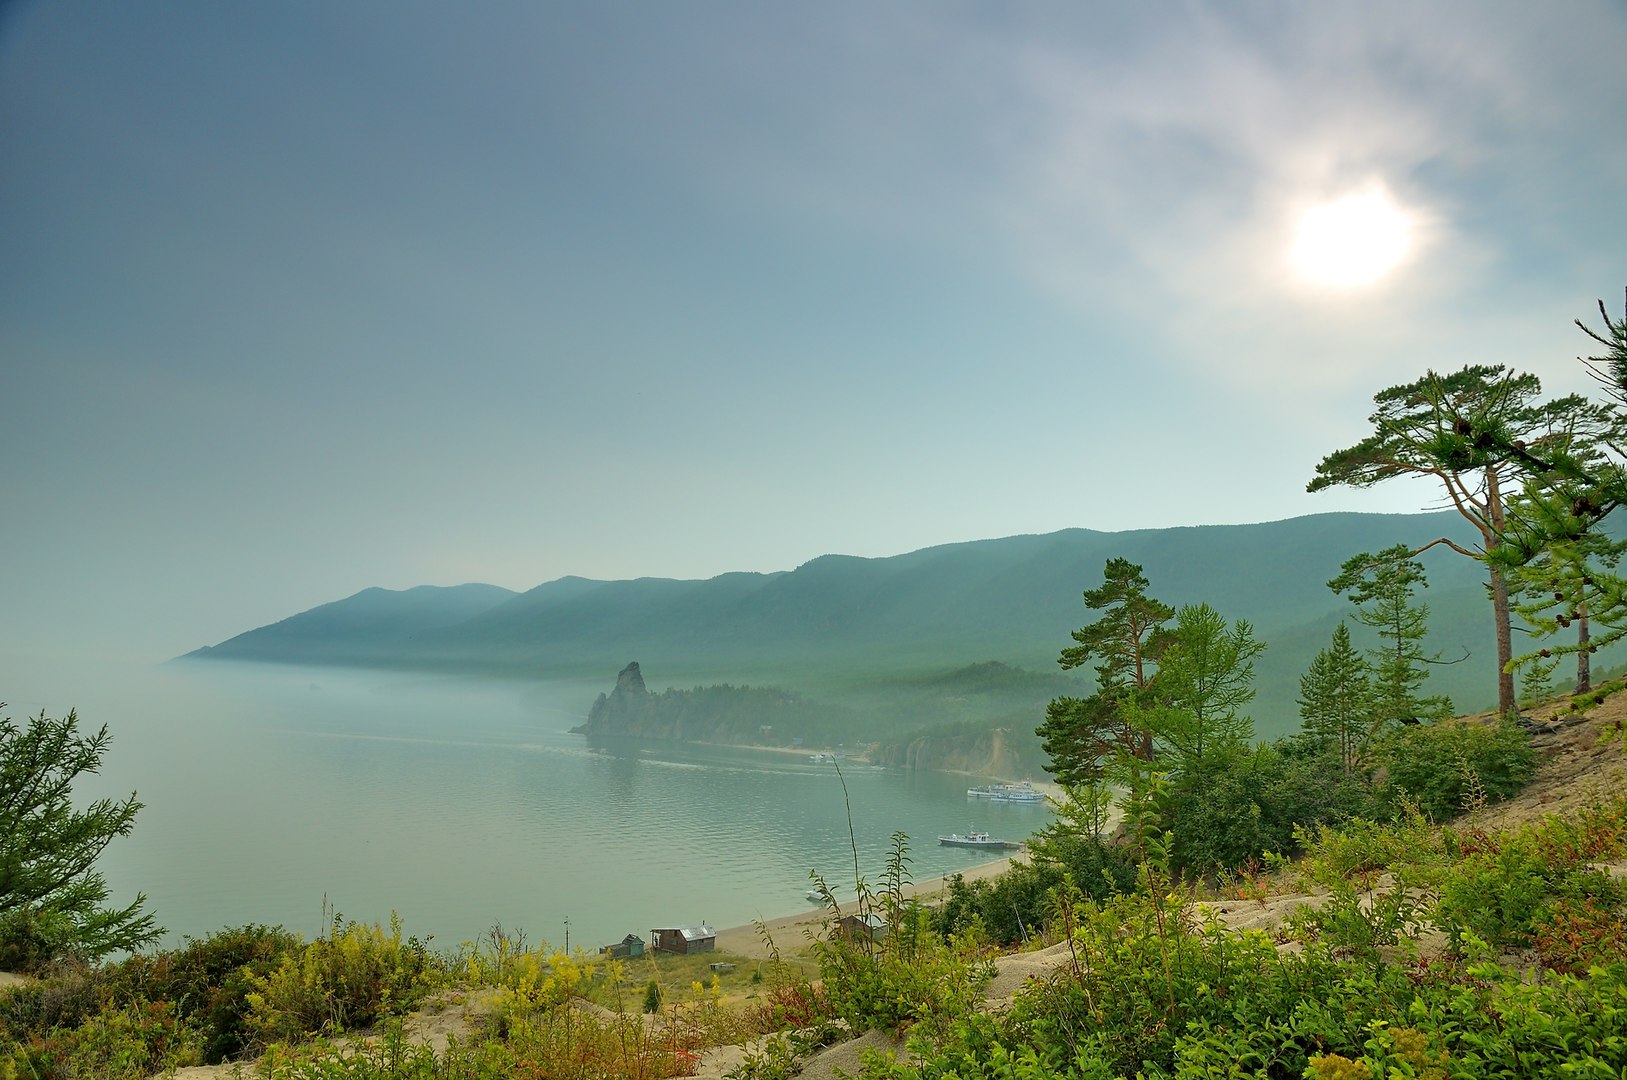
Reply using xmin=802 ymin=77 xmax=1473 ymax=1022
xmin=0 ymin=909 xmax=80 ymax=976
xmin=1433 ymin=804 xmax=1627 ymax=955
xmin=0 ymin=997 xmax=202 ymax=1080
xmin=105 ymin=922 xmax=300 ymax=1063
xmin=814 ymin=835 xmax=994 ymax=1037
xmin=879 ymin=887 xmax=1627 ymax=1080
xmin=932 ymin=857 xmax=1132 ymax=947
xmin=1374 ymin=720 xmax=1536 ymax=821
xmin=244 ymin=914 xmax=440 ymax=1046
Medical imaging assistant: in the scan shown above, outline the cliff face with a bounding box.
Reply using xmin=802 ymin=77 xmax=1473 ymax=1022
xmin=872 ymin=725 xmax=1048 ymax=779
xmin=574 ymin=661 xmax=656 ymax=735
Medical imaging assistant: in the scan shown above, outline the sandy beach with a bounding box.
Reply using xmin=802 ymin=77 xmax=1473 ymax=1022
xmin=711 ymin=852 xmax=1023 ymax=958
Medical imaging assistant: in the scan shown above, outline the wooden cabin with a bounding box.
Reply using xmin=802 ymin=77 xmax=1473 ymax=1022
xmin=651 ymin=923 xmax=717 ymax=954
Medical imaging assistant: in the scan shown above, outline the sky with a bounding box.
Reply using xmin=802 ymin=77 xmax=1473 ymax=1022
xmin=3 ymin=1 xmax=1626 ymax=663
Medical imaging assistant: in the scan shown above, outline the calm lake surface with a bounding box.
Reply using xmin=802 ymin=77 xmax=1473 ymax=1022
xmin=7 ymin=657 xmax=1050 ymax=952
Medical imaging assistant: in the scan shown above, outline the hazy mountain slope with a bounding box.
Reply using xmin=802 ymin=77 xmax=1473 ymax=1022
xmin=184 ymin=583 xmax=517 ymax=666
xmin=183 ymin=510 xmax=1576 ymax=737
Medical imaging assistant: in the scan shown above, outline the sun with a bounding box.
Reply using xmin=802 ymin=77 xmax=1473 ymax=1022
xmin=1292 ymin=188 xmax=1413 ymax=288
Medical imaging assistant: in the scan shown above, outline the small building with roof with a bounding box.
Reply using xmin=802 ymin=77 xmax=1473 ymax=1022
xmin=651 ymin=923 xmax=717 ymax=954
xmin=600 ymin=933 xmax=646 ymax=960
xmin=837 ymin=912 xmax=890 ymax=942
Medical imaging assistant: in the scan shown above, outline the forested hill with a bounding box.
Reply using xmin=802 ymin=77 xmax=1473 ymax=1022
xmin=178 ymin=510 xmax=1556 ymax=738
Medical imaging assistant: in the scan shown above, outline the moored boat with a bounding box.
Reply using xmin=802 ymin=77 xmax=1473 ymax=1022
xmin=937 ymin=831 xmax=1020 ymax=850
xmin=966 ymin=781 xmax=1046 ymax=803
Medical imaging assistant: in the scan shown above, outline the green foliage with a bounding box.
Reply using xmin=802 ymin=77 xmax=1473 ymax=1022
xmin=1298 ymin=623 xmax=1375 ymax=775
xmin=1282 ymin=809 xmax=1444 ymax=963
xmin=1143 ymin=603 xmax=1265 ymax=767
xmin=1491 ymin=295 xmax=1627 ymax=699
xmin=0 ymin=996 xmax=203 ymax=1080
xmin=1328 ymin=548 xmax=1453 ymax=727
xmin=866 ymin=876 xmax=1627 ymax=1080
xmin=812 ymin=834 xmax=994 ymax=1036
xmin=1039 ymin=559 xmax=1172 ymax=780
xmin=1163 ymin=740 xmax=1364 ymax=878
xmin=729 ymin=1031 xmax=802 ymax=1080
xmin=1372 ymin=720 xmax=1536 ymax=821
xmin=1035 ymin=694 xmax=1122 ymax=788
xmin=104 ymin=922 xmax=301 ymax=1062
xmin=1309 ymin=362 xmax=1584 ymax=715
xmin=932 ymin=847 xmax=1136 ymax=948
xmin=1433 ymin=801 xmax=1627 ymax=954
xmin=643 ymin=978 xmax=663 ymax=1014
xmin=1508 ymin=515 xmax=1626 ymax=695
xmin=1057 ymin=558 xmax=1174 ymax=694
xmin=0 ymin=705 xmax=161 ymax=967
xmin=245 ymin=913 xmax=442 ymax=1046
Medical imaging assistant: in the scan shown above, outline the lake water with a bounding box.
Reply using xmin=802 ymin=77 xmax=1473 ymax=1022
xmin=5 ymin=657 xmax=1050 ymax=953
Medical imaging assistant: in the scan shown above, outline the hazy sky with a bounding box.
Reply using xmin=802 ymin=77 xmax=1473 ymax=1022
xmin=4 ymin=1 xmax=1626 ymax=662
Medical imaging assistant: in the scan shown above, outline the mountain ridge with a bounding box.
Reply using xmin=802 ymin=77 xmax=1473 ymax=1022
xmin=176 ymin=509 xmax=1542 ymax=740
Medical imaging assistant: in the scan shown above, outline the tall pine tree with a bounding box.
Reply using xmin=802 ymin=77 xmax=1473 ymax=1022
xmin=1037 ymin=558 xmax=1173 ymax=782
xmin=1328 ymin=546 xmax=1452 ymax=727
xmin=1310 ymin=364 xmax=1591 ymax=716
xmin=1297 ymin=622 xmax=1374 ymax=776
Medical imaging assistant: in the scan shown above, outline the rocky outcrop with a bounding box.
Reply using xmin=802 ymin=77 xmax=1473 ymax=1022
xmin=571 ymin=662 xmax=856 ymax=743
xmin=571 ymin=662 xmax=653 ymax=735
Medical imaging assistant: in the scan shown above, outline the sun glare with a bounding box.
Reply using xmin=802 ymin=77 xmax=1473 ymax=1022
xmin=1292 ymin=189 xmax=1412 ymax=288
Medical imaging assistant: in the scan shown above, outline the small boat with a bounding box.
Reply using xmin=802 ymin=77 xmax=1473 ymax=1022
xmin=937 ymin=831 xmax=1019 ymax=850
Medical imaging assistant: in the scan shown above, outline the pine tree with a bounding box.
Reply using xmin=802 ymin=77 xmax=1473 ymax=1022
xmin=0 ymin=705 xmax=161 ymax=966
xmin=1145 ymin=603 xmax=1264 ymax=770
xmin=1328 ymin=546 xmax=1452 ymax=727
xmin=1037 ymin=558 xmax=1173 ymax=781
xmin=1297 ymin=623 xmax=1374 ymax=775
xmin=1310 ymin=364 xmax=1594 ymax=716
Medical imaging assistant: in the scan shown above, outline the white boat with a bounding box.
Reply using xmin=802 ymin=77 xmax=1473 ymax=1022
xmin=937 ymin=831 xmax=1019 ymax=850
xmin=966 ymin=781 xmax=1045 ymax=803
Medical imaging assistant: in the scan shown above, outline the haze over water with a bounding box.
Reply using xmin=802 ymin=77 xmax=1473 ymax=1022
xmin=7 ymin=657 xmax=1048 ymax=952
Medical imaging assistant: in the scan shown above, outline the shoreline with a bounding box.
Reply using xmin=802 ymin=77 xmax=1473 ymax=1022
xmin=710 ymin=852 xmax=1023 ymax=959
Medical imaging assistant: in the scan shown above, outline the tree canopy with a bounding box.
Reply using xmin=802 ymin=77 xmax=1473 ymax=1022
xmin=1309 ymin=363 xmax=1594 ymax=715
xmin=0 ymin=705 xmax=160 ymax=966
xmin=1037 ymin=558 xmax=1174 ymax=781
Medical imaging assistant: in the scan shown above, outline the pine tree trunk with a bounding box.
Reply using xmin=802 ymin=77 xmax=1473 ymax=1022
xmin=1577 ymin=600 xmax=1592 ymax=694
xmin=1485 ymin=468 xmax=1517 ymax=717
xmin=1490 ymin=563 xmax=1516 ymax=715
